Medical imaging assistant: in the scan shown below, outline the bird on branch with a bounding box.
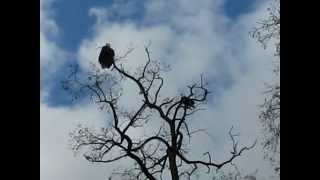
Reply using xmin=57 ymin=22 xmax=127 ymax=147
xmin=181 ymin=96 xmax=195 ymax=109
xmin=98 ymin=43 xmax=115 ymax=69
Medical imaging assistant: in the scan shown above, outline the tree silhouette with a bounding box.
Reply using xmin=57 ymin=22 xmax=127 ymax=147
xmin=63 ymin=46 xmax=256 ymax=180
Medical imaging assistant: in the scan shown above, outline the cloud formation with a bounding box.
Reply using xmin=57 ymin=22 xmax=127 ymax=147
xmin=41 ymin=0 xmax=278 ymax=179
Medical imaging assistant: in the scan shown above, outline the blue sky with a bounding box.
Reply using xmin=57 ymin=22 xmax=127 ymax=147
xmin=43 ymin=0 xmax=260 ymax=107
xmin=41 ymin=0 xmax=278 ymax=180
xmin=52 ymin=0 xmax=256 ymax=52
xmin=52 ymin=0 xmax=144 ymax=51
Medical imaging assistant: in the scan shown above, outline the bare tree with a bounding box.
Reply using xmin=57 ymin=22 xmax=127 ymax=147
xmin=63 ymin=46 xmax=256 ymax=180
xmin=251 ymin=0 xmax=280 ymax=58
xmin=251 ymin=0 xmax=280 ymax=175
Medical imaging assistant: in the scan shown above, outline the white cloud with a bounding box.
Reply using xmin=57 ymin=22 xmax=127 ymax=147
xmin=40 ymin=102 xmax=120 ymax=180
xmin=40 ymin=0 xmax=72 ymax=85
xmin=40 ymin=0 xmax=59 ymax=36
xmin=40 ymin=33 xmax=66 ymax=77
xmin=41 ymin=0 xmax=279 ymax=179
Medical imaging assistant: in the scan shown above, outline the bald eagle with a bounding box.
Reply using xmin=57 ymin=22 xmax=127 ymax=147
xmin=98 ymin=43 xmax=115 ymax=69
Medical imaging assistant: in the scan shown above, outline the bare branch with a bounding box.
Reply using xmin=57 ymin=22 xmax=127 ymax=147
xmin=65 ymin=46 xmax=257 ymax=180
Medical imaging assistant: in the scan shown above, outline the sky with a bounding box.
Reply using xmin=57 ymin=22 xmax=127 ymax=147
xmin=40 ymin=0 xmax=279 ymax=180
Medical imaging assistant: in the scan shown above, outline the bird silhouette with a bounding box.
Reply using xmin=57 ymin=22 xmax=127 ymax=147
xmin=98 ymin=43 xmax=115 ymax=69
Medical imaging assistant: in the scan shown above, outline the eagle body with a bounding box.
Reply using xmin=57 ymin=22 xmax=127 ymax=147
xmin=98 ymin=44 xmax=115 ymax=69
xmin=181 ymin=96 xmax=195 ymax=109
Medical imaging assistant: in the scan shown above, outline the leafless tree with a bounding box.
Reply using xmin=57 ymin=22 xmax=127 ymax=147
xmin=251 ymin=0 xmax=280 ymax=175
xmin=251 ymin=0 xmax=280 ymax=58
xmin=63 ymin=46 xmax=256 ymax=180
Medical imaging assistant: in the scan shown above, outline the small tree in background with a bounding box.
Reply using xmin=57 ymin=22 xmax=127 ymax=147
xmin=251 ymin=0 xmax=280 ymax=175
xmin=63 ymin=46 xmax=256 ymax=180
xmin=212 ymin=164 xmax=259 ymax=180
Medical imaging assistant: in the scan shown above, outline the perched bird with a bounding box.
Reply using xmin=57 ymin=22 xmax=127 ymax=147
xmin=98 ymin=43 xmax=115 ymax=69
xmin=181 ymin=96 xmax=195 ymax=109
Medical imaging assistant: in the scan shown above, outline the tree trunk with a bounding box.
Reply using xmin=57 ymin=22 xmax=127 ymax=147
xmin=168 ymin=119 xmax=179 ymax=180
xmin=168 ymin=149 xmax=179 ymax=180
